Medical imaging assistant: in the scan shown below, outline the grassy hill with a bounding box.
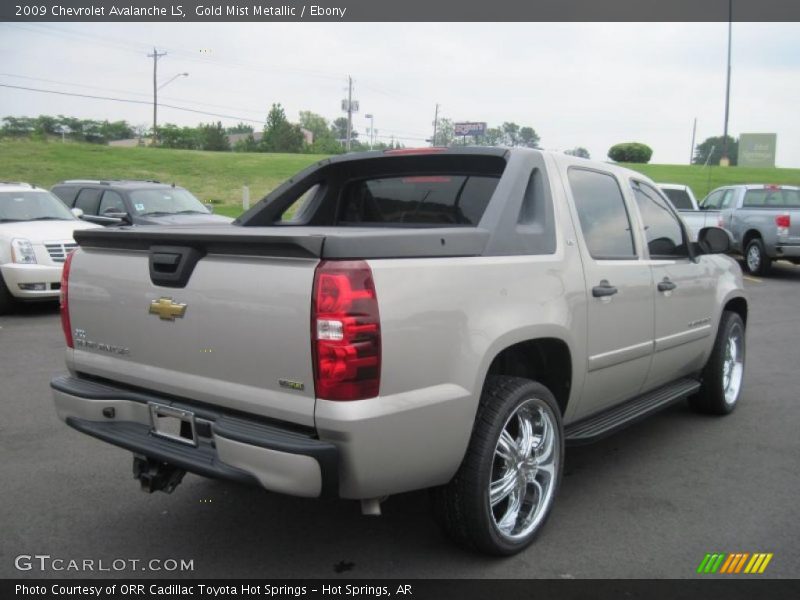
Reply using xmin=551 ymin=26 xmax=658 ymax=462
xmin=2 ymin=139 xmax=799 ymax=218
xmin=0 ymin=139 xmax=324 ymax=217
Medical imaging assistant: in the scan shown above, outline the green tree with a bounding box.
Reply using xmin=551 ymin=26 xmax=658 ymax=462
xmin=693 ymin=135 xmax=738 ymax=166
xmin=226 ymin=122 xmax=254 ymax=134
xmin=199 ymin=121 xmax=230 ymax=151
xmin=519 ymin=126 xmax=540 ymax=148
xmin=565 ymin=147 xmax=590 ymax=159
xmin=608 ymin=142 xmax=653 ymax=164
xmin=262 ymin=104 xmax=304 ymax=153
xmin=434 ymin=118 xmax=455 ymax=146
xmin=158 ymin=123 xmax=200 ymax=149
xmin=299 ymin=111 xmax=343 ymax=154
xmin=330 ymin=117 xmax=358 ymax=145
xmin=502 ymin=122 xmax=520 ymax=146
xmin=232 ymin=133 xmax=259 ymax=152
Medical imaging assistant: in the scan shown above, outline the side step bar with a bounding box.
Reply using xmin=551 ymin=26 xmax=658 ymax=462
xmin=565 ymin=377 xmax=701 ymax=445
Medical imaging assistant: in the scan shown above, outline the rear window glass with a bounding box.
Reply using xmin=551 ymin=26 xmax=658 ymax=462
xmin=743 ymin=188 xmax=800 ymax=208
xmin=338 ymin=175 xmax=499 ymax=226
xmin=661 ymin=188 xmax=693 ymax=210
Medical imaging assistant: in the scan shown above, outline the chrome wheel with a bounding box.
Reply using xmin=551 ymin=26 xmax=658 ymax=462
xmin=722 ymin=322 xmax=744 ymax=405
xmin=746 ymin=245 xmax=761 ymax=273
xmin=489 ymin=398 xmax=559 ymax=541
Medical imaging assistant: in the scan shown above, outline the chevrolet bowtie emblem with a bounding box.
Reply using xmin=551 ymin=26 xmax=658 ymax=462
xmin=149 ymin=297 xmax=187 ymax=321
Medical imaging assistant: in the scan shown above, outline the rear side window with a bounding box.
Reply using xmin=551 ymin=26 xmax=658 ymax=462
xmin=74 ymin=188 xmax=101 ymax=215
xmin=337 ymin=175 xmax=498 ymax=226
xmin=568 ymin=168 xmax=636 ymax=259
xmin=661 ymin=188 xmax=693 ymax=210
xmin=743 ymin=188 xmax=800 ymax=208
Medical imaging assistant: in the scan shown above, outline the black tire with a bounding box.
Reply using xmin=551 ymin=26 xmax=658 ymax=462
xmin=744 ymin=238 xmax=771 ymax=275
xmin=0 ymin=275 xmax=16 ymax=315
xmin=431 ymin=376 xmax=564 ymax=555
xmin=689 ymin=311 xmax=745 ymax=415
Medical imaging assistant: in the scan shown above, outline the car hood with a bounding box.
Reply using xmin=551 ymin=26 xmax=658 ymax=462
xmin=135 ymin=213 xmax=233 ymax=226
xmin=0 ymin=219 xmax=102 ymax=243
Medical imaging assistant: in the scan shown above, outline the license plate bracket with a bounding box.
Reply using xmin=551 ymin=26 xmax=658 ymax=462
xmin=148 ymin=402 xmax=197 ymax=447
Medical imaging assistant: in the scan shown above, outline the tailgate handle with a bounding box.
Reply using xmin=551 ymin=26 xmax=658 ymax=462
xmin=151 ymin=252 xmax=181 ymax=273
xmin=149 ymin=246 xmax=205 ymax=288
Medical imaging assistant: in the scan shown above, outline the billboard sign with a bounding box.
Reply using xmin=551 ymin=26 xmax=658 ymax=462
xmin=454 ymin=122 xmax=487 ymax=137
xmin=738 ymin=133 xmax=777 ymax=167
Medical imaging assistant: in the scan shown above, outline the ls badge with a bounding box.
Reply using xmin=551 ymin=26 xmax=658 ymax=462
xmin=149 ymin=297 xmax=188 ymax=321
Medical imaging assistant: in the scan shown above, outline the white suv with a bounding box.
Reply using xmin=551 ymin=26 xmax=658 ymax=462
xmin=0 ymin=182 xmax=100 ymax=313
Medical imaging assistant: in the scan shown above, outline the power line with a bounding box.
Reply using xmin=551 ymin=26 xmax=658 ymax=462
xmin=0 ymin=83 xmax=267 ymax=125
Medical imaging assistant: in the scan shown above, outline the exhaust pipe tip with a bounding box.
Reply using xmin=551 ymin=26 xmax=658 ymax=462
xmin=360 ymin=497 xmax=385 ymax=516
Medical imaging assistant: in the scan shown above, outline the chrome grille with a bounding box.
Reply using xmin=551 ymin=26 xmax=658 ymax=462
xmin=44 ymin=242 xmax=78 ymax=263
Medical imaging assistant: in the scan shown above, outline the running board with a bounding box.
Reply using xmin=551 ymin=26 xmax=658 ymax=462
xmin=565 ymin=377 xmax=701 ymax=445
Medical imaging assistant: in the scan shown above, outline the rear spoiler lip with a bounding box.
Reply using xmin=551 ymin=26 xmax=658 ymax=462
xmin=72 ymin=225 xmax=491 ymax=259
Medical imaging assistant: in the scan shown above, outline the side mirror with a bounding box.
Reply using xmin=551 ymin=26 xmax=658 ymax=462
xmin=204 ymin=203 xmax=214 ymax=214
xmin=71 ymin=207 xmax=84 ymax=218
xmin=82 ymin=214 xmax=125 ymax=226
xmin=697 ymin=226 xmax=732 ymax=254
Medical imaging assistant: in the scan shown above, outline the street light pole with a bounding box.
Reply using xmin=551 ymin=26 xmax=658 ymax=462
xmin=365 ymin=113 xmax=374 ymax=150
xmin=147 ymin=47 xmax=167 ymax=145
xmin=721 ymin=0 xmax=733 ymax=166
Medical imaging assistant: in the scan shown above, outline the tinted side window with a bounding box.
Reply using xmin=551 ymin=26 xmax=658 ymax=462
xmin=661 ymin=188 xmax=693 ymax=210
xmin=568 ymin=168 xmax=636 ymax=259
xmin=632 ymin=181 xmax=688 ymax=258
xmin=74 ymin=188 xmax=101 ymax=215
xmin=51 ymin=186 xmax=78 ymax=207
xmin=99 ymin=190 xmax=126 ymax=214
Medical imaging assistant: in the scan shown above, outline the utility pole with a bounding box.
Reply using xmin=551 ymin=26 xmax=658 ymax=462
xmin=689 ymin=117 xmax=697 ymax=165
xmin=720 ymin=0 xmax=732 ymax=166
xmin=148 ymin=47 xmax=167 ymax=145
xmin=431 ymin=103 xmax=439 ymax=147
xmin=346 ymin=76 xmax=353 ymax=152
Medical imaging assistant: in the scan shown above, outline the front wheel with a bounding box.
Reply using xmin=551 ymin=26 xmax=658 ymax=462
xmin=690 ymin=311 xmax=745 ymax=415
xmin=744 ymin=238 xmax=771 ymax=275
xmin=431 ymin=376 xmax=563 ymax=555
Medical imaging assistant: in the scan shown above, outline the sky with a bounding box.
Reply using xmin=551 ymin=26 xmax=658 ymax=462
xmin=1 ymin=21 xmax=799 ymax=166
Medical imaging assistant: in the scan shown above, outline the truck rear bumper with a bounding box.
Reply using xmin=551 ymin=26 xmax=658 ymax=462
xmin=51 ymin=375 xmax=338 ymax=498
xmin=775 ymin=244 xmax=800 ymax=259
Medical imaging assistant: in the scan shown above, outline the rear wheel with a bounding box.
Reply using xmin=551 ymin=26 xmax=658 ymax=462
xmin=744 ymin=238 xmax=771 ymax=275
xmin=690 ymin=311 xmax=745 ymax=415
xmin=431 ymin=376 xmax=563 ymax=555
xmin=0 ymin=275 xmax=16 ymax=315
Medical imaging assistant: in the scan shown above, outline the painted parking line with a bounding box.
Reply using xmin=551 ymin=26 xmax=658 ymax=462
xmin=743 ymin=275 xmax=762 ymax=283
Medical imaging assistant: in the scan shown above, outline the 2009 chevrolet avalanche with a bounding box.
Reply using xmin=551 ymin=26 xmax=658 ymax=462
xmin=51 ymin=147 xmax=747 ymax=555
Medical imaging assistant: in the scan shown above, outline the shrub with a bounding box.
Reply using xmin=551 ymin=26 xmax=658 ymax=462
xmin=608 ymin=142 xmax=653 ymax=164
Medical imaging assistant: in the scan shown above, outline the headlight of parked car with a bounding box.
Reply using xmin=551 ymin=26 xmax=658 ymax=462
xmin=11 ymin=238 xmax=37 ymax=264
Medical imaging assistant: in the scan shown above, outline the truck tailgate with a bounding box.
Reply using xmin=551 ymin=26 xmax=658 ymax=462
xmin=66 ymin=246 xmax=319 ymax=427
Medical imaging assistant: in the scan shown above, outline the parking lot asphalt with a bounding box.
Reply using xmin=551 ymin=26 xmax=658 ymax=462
xmin=1 ymin=262 xmax=799 ymax=580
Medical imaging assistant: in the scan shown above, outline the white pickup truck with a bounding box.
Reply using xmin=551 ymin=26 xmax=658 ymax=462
xmin=51 ymin=148 xmax=747 ymax=555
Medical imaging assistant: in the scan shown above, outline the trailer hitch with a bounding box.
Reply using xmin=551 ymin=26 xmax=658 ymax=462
xmin=133 ymin=454 xmax=186 ymax=494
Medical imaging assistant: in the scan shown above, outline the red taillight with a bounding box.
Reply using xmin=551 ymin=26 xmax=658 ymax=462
xmin=312 ymin=260 xmax=381 ymax=401
xmin=60 ymin=249 xmax=75 ymax=348
xmin=776 ymin=214 xmax=791 ymax=229
xmin=384 ymin=147 xmax=447 ymax=156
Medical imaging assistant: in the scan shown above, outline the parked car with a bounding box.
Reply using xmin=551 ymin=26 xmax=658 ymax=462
xmin=0 ymin=182 xmax=101 ymax=313
xmin=50 ymin=180 xmax=233 ymax=227
xmin=683 ymin=184 xmax=800 ymax=275
xmin=52 ymin=148 xmax=747 ymax=555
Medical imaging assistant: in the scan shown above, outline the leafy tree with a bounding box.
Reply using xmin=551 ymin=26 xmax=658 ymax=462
xmin=99 ymin=120 xmax=134 ymax=141
xmin=226 ymin=122 xmax=254 ymax=134
xmin=565 ymin=147 xmax=590 ymax=159
xmin=435 ymin=118 xmax=455 ymax=146
xmin=693 ymin=135 xmax=738 ymax=166
xmin=331 ymin=117 xmax=358 ymax=144
xmin=502 ymin=122 xmax=520 ymax=146
xmin=482 ymin=127 xmax=503 ymax=146
xmin=158 ymin=123 xmax=200 ymax=149
xmin=1 ymin=116 xmax=36 ymax=137
xmin=519 ymin=126 xmax=540 ymax=148
xmin=232 ymin=133 xmax=259 ymax=152
xmin=299 ymin=111 xmax=343 ymax=154
xmin=199 ymin=121 xmax=230 ymax=151
xmin=608 ymin=142 xmax=653 ymax=164
xmin=262 ymin=104 xmax=304 ymax=153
